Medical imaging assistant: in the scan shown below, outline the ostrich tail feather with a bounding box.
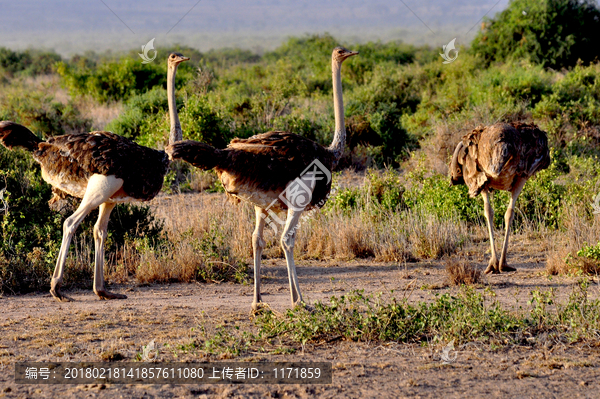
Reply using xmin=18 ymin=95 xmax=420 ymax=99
xmin=166 ymin=140 xmax=223 ymax=170
xmin=0 ymin=121 xmax=42 ymax=152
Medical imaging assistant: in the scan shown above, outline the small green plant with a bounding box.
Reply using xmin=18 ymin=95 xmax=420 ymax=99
xmin=253 ymin=283 xmax=600 ymax=348
xmin=577 ymin=242 xmax=600 ymax=260
xmin=195 ymin=322 xmax=254 ymax=357
xmin=561 ymin=242 xmax=600 ymax=275
xmin=325 ymin=169 xmax=405 ymax=214
xmin=192 ymin=224 xmax=248 ymax=284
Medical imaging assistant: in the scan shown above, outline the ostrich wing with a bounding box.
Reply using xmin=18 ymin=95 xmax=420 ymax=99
xmin=512 ymin=123 xmax=551 ymax=177
xmin=461 ymin=126 xmax=490 ymax=197
xmin=222 ymin=131 xmax=335 ymax=208
xmin=36 ymin=132 xmax=169 ymax=201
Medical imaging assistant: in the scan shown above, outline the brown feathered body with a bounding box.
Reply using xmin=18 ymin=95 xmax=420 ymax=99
xmin=168 ymin=131 xmax=335 ymax=212
xmin=0 ymin=121 xmax=169 ymax=203
xmin=450 ymin=122 xmax=550 ymax=197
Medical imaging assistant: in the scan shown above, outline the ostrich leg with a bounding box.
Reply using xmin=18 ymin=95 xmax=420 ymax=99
xmin=50 ymin=174 xmax=124 ymax=301
xmin=280 ymin=208 xmax=304 ymax=307
xmin=482 ymin=189 xmax=500 ymax=275
xmin=93 ymin=202 xmax=127 ymax=299
xmin=498 ymin=177 xmax=526 ymax=273
xmin=251 ymin=206 xmax=266 ymax=311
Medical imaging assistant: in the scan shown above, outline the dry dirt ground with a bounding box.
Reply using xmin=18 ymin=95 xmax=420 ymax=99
xmin=1 ymin=238 xmax=600 ymax=398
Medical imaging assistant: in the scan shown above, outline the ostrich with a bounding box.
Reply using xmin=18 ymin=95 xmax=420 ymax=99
xmin=450 ymin=122 xmax=550 ymax=274
xmin=0 ymin=52 xmax=189 ymax=301
xmin=167 ymin=47 xmax=358 ymax=309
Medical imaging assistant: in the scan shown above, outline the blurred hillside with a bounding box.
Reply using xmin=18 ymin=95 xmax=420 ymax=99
xmin=0 ymin=0 xmax=509 ymax=55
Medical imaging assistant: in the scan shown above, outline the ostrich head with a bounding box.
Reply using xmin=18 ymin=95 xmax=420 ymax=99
xmin=168 ymin=52 xmax=190 ymax=68
xmin=332 ymin=47 xmax=359 ymax=64
xmin=450 ymin=141 xmax=466 ymax=186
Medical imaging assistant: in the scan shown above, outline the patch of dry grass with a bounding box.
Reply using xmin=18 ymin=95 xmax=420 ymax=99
xmin=546 ymin=206 xmax=600 ymax=276
xmin=136 ymin=194 xmax=250 ymax=284
xmin=188 ymin=169 xmax=219 ymax=192
xmin=142 ymin=191 xmax=469 ymax=280
xmin=445 ymin=257 xmax=483 ymax=286
xmin=294 ymin=208 xmax=467 ymax=262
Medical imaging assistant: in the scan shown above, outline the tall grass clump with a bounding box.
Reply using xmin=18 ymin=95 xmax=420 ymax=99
xmin=445 ymin=258 xmax=483 ymax=286
xmin=295 ymin=170 xmax=468 ymax=261
xmin=138 ymin=195 xmax=251 ymax=285
xmin=547 ymin=205 xmax=600 ymax=276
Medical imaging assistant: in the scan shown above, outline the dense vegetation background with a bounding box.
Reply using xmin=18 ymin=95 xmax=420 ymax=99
xmin=1 ymin=0 xmax=600 ymax=294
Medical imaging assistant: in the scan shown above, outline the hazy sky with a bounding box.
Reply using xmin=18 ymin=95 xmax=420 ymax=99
xmin=0 ymin=0 xmax=510 ymax=55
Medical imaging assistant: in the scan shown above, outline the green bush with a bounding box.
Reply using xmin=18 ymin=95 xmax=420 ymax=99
xmin=533 ymin=63 xmax=600 ymax=136
xmin=179 ymin=96 xmax=232 ymax=148
xmin=471 ymin=0 xmax=600 ymax=68
xmin=105 ymin=87 xmax=169 ymax=140
xmin=57 ymin=57 xmax=173 ymax=103
xmin=404 ymin=173 xmax=483 ymax=223
xmin=0 ymin=48 xmax=62 ymax=76
xmin=577 ymin=242 xmax=600 ymax=260
xmin=325 ymin=169 xmax=405 ymax=214
xmin=0 ymin=87 xmax=91 ymax=136
xmin=255 ymin=283 xmax=600 ymax=345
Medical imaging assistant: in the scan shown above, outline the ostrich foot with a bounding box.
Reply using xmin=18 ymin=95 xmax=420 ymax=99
xmin=95 ymin=290 xmax=127 ymax=300
xmin=292 ymin=300 xmax=313 ymax=312
xmin=250 ymin=301 xmax=270 ymax=315
xmin=484 ymin=257 xmax=500 ymax=274
xmin=50 ymin=279 xmax=73 ymax=302
xmin=485 ymin=259 xmax=517 ymax=274
xmin=499 ymin=264 xmax=517 ymax=273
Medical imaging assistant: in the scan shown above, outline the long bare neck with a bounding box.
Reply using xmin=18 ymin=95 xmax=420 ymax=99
xmin=328 ymin=61 xmax=345 ymax=160
xmin=167 ymin=64 xmax=182 ymax=144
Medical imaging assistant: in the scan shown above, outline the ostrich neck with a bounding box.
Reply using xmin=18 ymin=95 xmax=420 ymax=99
xmin=328 ymin=61 xmax=345 ymax=161
xmin=167 ymin=65 xmax=182 ymax=144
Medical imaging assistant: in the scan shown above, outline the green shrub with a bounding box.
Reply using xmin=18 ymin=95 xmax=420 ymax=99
xmin=57 ymin=57 xmax=167 ymax=103
xmin=0 ymin=48 xmax=62 ymax=76
xmin=179 ymin=96 xmax=231 ymax=148
xmin=407 ymin=175 xmax=482 ymax=223
xmin=105 ymin=87 xmax=169 ymax=140
xmin=471 ymin=0 xmax=600 ymax=68
xmin=325 ymin=169 xmax=405 ymax=214
xmin=533 ymin=63 xmax=600 ymax=136
xmin=0 ymin=87 xmax=91 ymax=136
xmin=577 ymin=242 xmax=600 ymax=260
xmin=255 ymin=282 xmax=599 ymax=346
